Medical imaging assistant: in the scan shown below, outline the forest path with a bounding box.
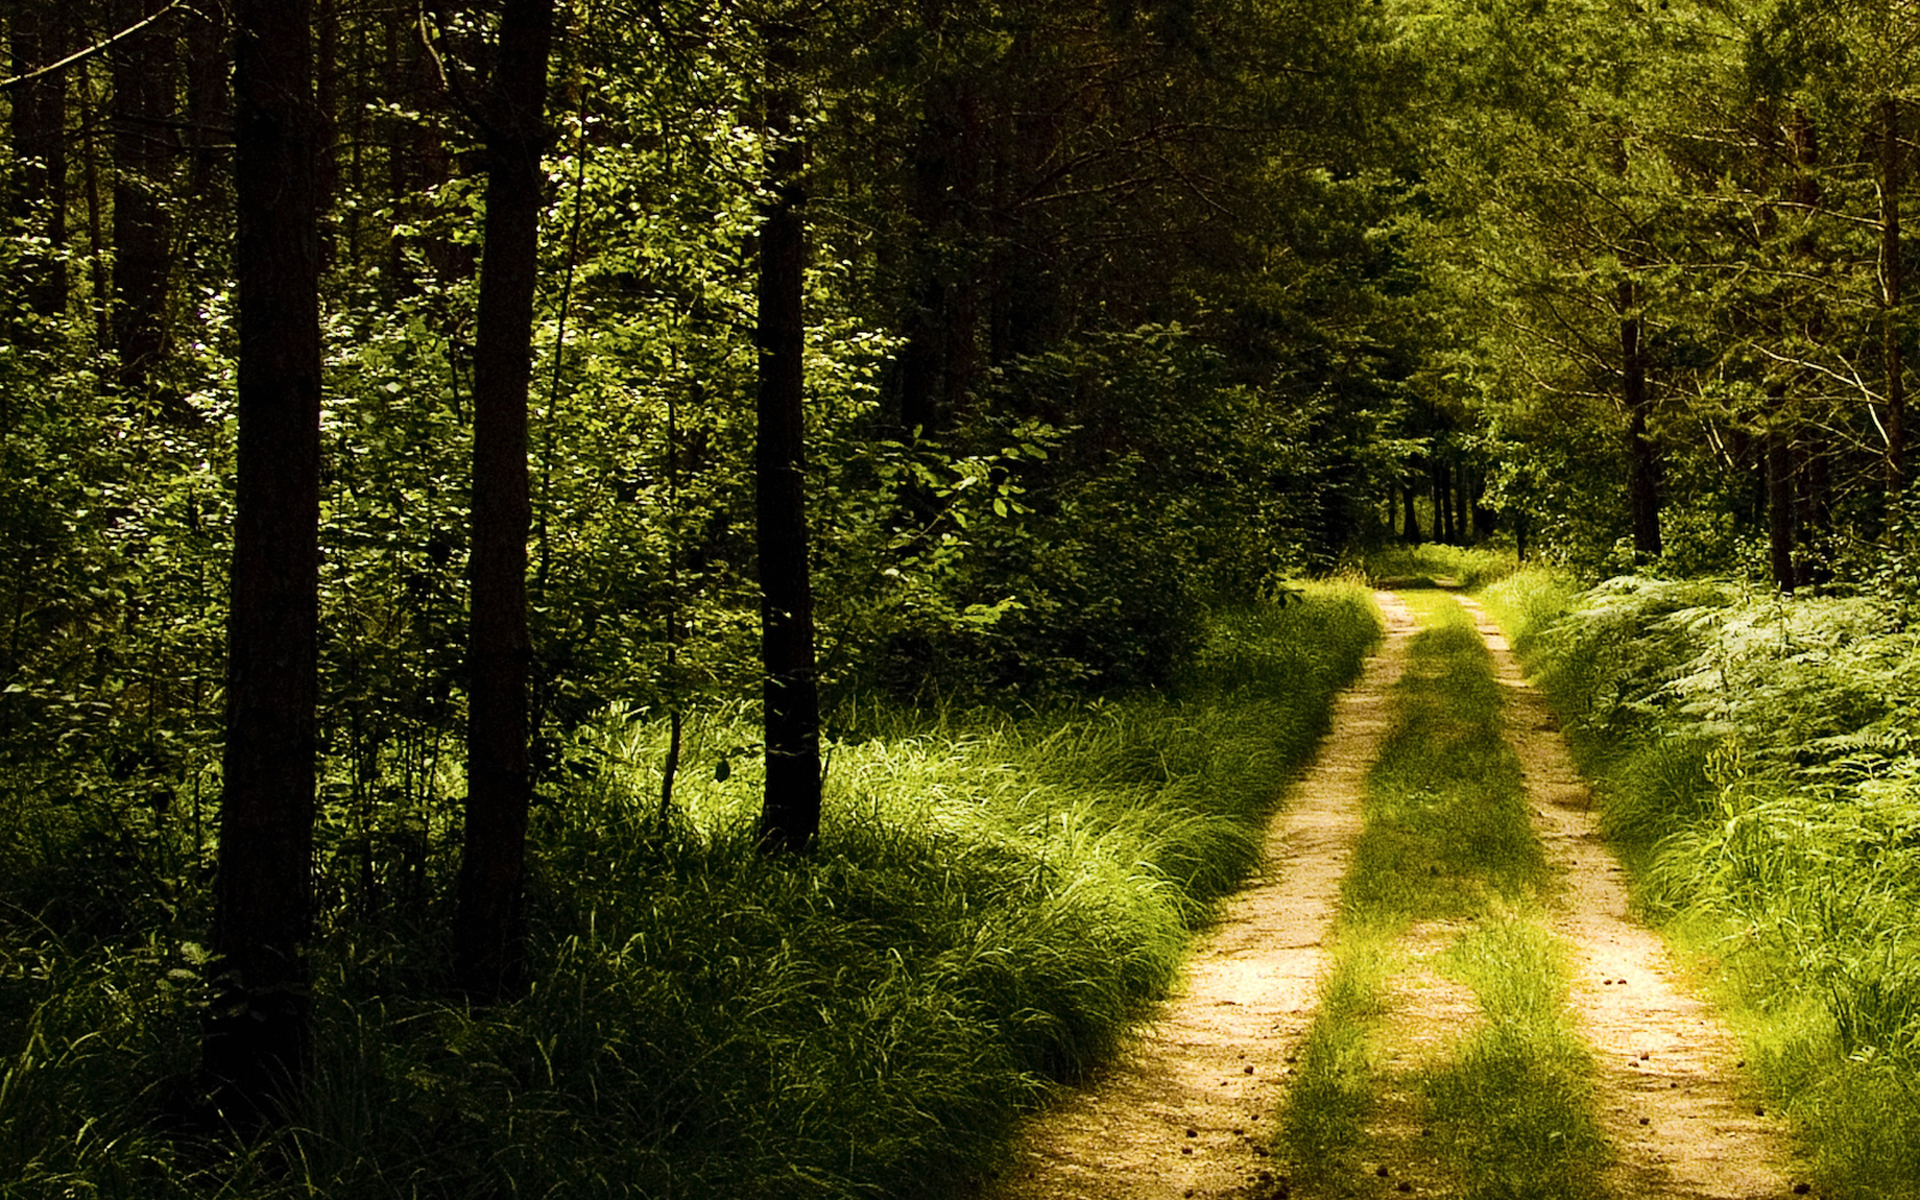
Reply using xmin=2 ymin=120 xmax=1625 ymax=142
xmin=979 ymin=592 xmax=1419 ymax=1200
xmin=980 ymin=590 xmax=1811 ymax=1200
xmin=1452 ymin=594 xmax=1804 ymax=1199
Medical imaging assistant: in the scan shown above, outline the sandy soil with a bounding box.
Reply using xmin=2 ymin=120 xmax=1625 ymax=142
xmin=979 ymin=592 xmax=1418 ymax=1200
xmin=1455 ymin=594 xmax=1805 ymax=1199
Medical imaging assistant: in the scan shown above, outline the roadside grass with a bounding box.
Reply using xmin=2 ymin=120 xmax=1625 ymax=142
xmin=1478 ymin=568 xmax=1920 ymax=1199
xmin=1277 ymin=590 xmax=1608 ymax=1199
xmin=0 ymin=584 xmax=1381 ymax=1200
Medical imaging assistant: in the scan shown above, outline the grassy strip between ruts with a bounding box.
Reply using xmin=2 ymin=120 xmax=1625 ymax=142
xmin=1478 ymin=566 xmax=1920 ymax=1200
xmin=0 ymin=583 xmax=1380 ymax=1200
xmin=1275 ymin=589 xmax=1610 ymax=1200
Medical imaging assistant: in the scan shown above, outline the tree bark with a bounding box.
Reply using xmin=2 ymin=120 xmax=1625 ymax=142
xmin=1767 ymin=424 xmax=1795 ymax=593
xmin=111 ymin=0 xmax=177 ymax=394
xmin=455 ymin=0 xmax=555 ymax=1003
xmin=1883 ymin=96 xmax=1906 ymax=500
xmin=207 ymin=0 xmax=322 ymax=1122
xmin=1453 ymin=458 xmax=1470 ymax=544
xmin=1620 ymin=280 xmax=1662 ymax=559
xmin=1401 ymin=479 xmax=1421 ymax=543
xmin=755 ymin=13 xmax=823 ymax=855
xmin=9 ymin=1 xmax=69 ymax=318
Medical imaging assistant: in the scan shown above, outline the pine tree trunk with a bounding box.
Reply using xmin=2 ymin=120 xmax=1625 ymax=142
xmin=1883 ymin=96 xmax=1906 ymax=499
xmin=755 ymin=13 xmax=823 ymax=854
xmin=455 ymin=0 xmax=555 ymax=1003
xmin=1453 ymin=459 xmax=1470 ymax=544
xmin=1620 ymin=283 xmax=1662 ymax=559
xmin=207 ymin=0 xmax=322 ymax=1122
xmin=9 ymin=1 xmax=69 ymax=318
xmin=111 ymin=0 xmax=177 ymax=394
xmin=1401 ymin=480 xmax=1421 ymax=543
xmin=1767 ymin=424 xmax=1796 ymax=593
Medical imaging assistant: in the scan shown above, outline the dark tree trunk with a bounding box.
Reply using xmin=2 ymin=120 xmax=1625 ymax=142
xmin=1401 ymin=480 xmax=1421 ymax=543
xmin=316 ymin=0 xmax=340 ymax=268
xmin=207 ymin=0 xmax=322 ymax=1122
xmin=111 ymin=0 xmax=178 ymax=394
xmin=184 ymin=0 xmax=228 ymax=193
xmin=1767 ymin=426 xmax=1796 ymax=593
xmin=1431 ymin=457 xmax=1453 ymax=543
xmin=898 ymin=73 xmax=983 ymax=441
xmin=1883 ymin=97 xmax=1906 ymax=500
xmin=1796 ymin=435 xmax=1831 ymax=586
xmin=1620 ymin=282 xmax=1662 ymax=559
xmin=755 ymin=14 xmax=823 ymax=855
xmin=9 ymin=1 xmax=70 ymax=318
xmin=455 ymin=0 xmax=556 ymax=1003
xmin=1453 ymin=459 xmax=1470 ymax=544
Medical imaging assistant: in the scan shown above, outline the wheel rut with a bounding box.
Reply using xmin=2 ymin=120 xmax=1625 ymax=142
xmin=1455 ymin=594 xmax=1805 ymax=1200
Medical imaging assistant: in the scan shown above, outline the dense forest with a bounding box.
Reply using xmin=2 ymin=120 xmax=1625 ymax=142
xmin=5 ymin=0 xmax=1920 ymax=1196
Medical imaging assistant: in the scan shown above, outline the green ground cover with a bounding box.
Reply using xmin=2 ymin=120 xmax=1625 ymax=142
xmin=1278 ymin=590 xmax=1607 ymax=1199
xmin=1480 ymin=568 xmax=1920 ymax=1199
xmin=0 ymin=583 xmax=1379 ymax=1199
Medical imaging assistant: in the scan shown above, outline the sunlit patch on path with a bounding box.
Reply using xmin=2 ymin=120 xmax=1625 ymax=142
xmin=1456 ymin=594 xmax=1804 ymax=1200
xmin=981 ymin=593 xmax=1416 ymax=1200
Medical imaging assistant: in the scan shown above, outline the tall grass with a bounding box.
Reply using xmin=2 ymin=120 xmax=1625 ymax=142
xmin=1478 ymin=569 xmax=1920 ymax=1199
xmin=0 ymin=583 xmax=1381 ymax=1199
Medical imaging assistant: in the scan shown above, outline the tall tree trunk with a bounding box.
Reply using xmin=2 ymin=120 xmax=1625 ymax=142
xmin=1620 ymin=280 xmax=1662 ymax=559
xmin=207 ymin=0 xmax=322 ymax=1121
xmin=1453 ymin=458 xmax=1470 ymax=544
xmin=1798 ymin=435 xmax=1831 ymax=586
xmin=455 ymin=0 xmax=556 ymax=1003
xmin=111 ymin=0 xmax=178 ymax=395
xmin=898 ymin=71 xmax=983 ymax=441
xmin=1767 ymin=424 xmax=1796 ymax=593
xmin=184 ymin=0 xmax=227 ymax=194
xmin=755 ymin=13 xmax=823 ymax=854
xmin=9 ymin=1 xmax=70 ymax=318
xmin=1401 ymin=479 xmax=1421 ymax=543
xmin=1883 ymin=96 xmax=1906 ymax=500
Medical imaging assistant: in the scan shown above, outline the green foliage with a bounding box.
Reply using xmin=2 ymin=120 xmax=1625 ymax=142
xmin=0 ymin=588 xmax=1379 ymax=1198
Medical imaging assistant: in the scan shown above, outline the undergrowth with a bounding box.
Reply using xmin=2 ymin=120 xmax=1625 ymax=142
xmin=1480 ymin=566 xmax=1920 ymax=1199
xmin=0 ymin=583 xmax=1381 ymax=1199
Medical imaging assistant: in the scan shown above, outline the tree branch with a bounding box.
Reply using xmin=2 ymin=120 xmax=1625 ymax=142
xmin=0 ymin=0 xmax=186 ymax=92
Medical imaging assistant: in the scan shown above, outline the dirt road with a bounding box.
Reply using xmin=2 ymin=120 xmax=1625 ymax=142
xmin=980 ymin=590 xmax=1805 ymax=1200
